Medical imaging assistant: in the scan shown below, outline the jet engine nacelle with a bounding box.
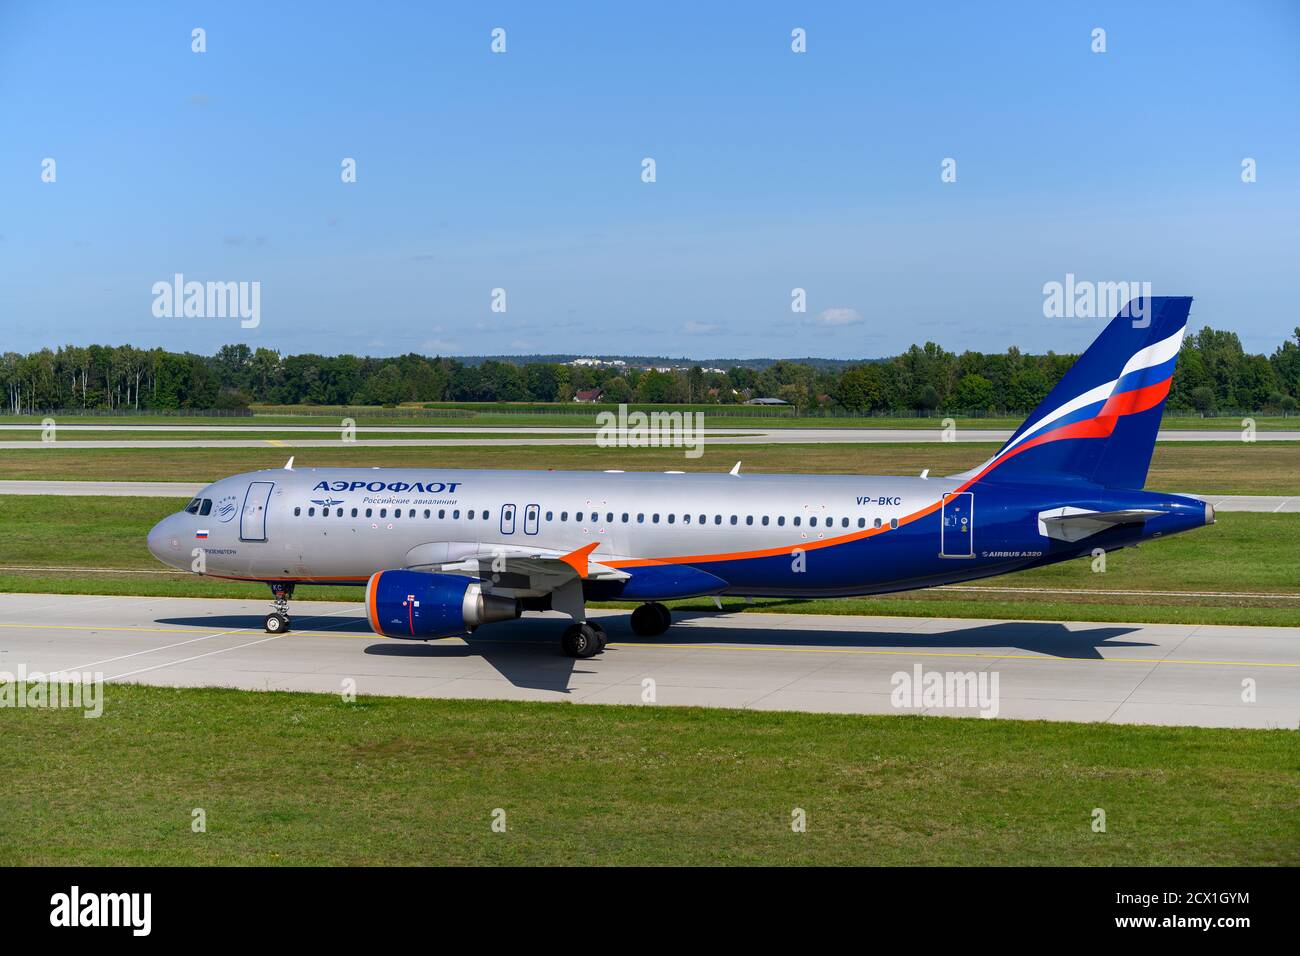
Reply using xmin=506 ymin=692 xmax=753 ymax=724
xmin=365 ymin=570 xmax=519 ymax=639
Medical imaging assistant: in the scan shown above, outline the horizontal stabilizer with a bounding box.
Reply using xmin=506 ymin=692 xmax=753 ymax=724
xmin=1036 ymin=507 xmax=1162 ymax=543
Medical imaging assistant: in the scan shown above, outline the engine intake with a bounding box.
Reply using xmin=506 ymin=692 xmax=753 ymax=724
xmin=365 ymin=570 xmax=519 ymax=639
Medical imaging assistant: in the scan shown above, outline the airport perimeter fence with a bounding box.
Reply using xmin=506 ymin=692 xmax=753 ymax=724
xmin=6 ymin=407 xmax=255 ymax=418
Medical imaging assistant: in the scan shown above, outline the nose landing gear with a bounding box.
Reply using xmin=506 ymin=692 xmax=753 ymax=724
xmin=265 ymin=583 xmax=295 ymax=633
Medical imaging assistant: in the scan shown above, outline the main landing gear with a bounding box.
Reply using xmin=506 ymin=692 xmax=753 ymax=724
xmin=561 ymin=603 xmax=672 ymax=657
xmin=630 ymin=602 xmax=672 ymax=637
xmin=561 ymin=620 xmax=607 ymax=659
xmin=265 ymin=583 xmax=295 ymax=633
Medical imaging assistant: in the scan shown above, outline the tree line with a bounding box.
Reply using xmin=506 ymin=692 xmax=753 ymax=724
xmin=4 ymin=327 xmax=1298 ymax=415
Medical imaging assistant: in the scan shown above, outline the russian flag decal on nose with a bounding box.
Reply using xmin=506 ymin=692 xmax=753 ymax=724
xmin=195 ymin=530 xmax=209 ymax=539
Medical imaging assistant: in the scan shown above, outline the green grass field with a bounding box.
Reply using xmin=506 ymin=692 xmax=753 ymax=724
xmin=0 ymin=685 xmax=1293 ymax=865
xmin=0 ymin=441 xmax=1297 ymax=493
xmin=0 ymin=496 xmax=1294 ymax=626
xmin=3 ymin=407 xmax=1293 ymax=430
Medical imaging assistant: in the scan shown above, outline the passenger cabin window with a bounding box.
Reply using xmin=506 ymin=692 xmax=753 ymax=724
xmin=890 ymin=518 xmax=899 ymax=529
xmin=308 ymin=507 xmax=316 ymax=516
xmin=294 ymin=507 xmax=301 ymax=516
xmin=352 ymin=508 xmax=359 ymax=517
xmin=873 ymin=518 xmax=882 ymax=528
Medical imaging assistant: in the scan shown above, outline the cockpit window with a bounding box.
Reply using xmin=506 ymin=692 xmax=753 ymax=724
xmin=184 ymin=498 xmax=202 ymax=515
xmin=199 ymin=499 xmax=213 ymax=516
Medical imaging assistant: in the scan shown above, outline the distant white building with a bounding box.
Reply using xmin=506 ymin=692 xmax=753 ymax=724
xmin=567 ymin=357 xmax=627 ymax=368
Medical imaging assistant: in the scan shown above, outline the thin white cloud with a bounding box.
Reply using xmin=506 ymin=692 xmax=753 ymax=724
xmin=683 ymin=320 xmax=722 ymax=335
xmin=811 ymin=307 xmax=862 ymax=327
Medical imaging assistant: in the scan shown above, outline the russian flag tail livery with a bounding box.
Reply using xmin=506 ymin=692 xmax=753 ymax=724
xmin=965 ymin=296 xmax=1192 ymax=490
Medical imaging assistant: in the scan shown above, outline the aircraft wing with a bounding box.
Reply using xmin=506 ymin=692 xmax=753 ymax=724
xmin=406 ymin=540 xmax=629 ymax=598
xmin=1036 ymin=507 xmax=1163 ymax=543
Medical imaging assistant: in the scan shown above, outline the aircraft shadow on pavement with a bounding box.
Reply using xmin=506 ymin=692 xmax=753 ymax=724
xmin=156 ymin=611 xmax=1147 ymax=693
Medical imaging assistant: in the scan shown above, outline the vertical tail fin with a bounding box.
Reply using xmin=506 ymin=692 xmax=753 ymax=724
xmin=962 ymin=296 xmax=1192 ymax=489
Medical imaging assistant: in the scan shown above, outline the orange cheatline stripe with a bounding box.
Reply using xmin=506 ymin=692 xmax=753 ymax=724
xmin=205 ymin=388 xmax=1167 ymax=578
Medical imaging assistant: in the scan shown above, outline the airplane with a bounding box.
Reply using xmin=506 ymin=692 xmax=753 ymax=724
xmin=148 ymin=297 xmax=1212 ymax=658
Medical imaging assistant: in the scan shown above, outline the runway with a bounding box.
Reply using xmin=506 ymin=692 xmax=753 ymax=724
xmin=1 ymin=480 xmax=1296 ymax=512
xmin=2 ymin=593 xmax=1296 ymax=728
xmin=2 ymin=426 xmax=1296 ymax=449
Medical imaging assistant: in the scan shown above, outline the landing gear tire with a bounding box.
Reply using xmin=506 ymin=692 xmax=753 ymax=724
xmin=588 ymin=621 xmax=607 ymax=651
xmin=631 ymin=602 xmax=671 ymax=637
xmin=267 ymin=583 xmax=294 ymax=634
xmin=561 ymin=622 xmax=602 ymax=659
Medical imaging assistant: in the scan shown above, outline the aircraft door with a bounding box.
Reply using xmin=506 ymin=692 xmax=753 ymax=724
xmin=240 ymin=481 xmax=275 ymax=542
xmin=500 ymin=503 xmax=517 ymax=535
xmin=940 ymin=492 xmax=974 ymax=558
xmin=524 ymin=503 xmax=540 ymax=535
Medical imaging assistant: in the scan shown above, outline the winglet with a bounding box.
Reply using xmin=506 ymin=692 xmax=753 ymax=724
xmin=729 ymin=461 xmax=742 ymax=476
xmin=284 ymin=457 xmax=295 ymax=471
xmin=559 ymin=541 xmax=600 ymax=578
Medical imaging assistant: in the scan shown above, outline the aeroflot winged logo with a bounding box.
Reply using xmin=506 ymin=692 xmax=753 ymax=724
xmin=314 ymin=479 xmax=463 ymax=494
xmin=215 ymin=494 xmax=239 ymax=522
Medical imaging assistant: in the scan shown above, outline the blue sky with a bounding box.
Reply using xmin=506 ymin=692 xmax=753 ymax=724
xmin=2 ymin=1 xmax=1297 ymax=359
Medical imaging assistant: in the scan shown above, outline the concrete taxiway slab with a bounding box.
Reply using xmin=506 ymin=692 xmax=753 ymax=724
xmin=1 ymin=593 xmax=1296 ymax=728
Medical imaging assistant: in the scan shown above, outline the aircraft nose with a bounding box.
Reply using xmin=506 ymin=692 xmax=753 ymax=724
xmin=147 ymin=515 xmax=185 ymax=567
